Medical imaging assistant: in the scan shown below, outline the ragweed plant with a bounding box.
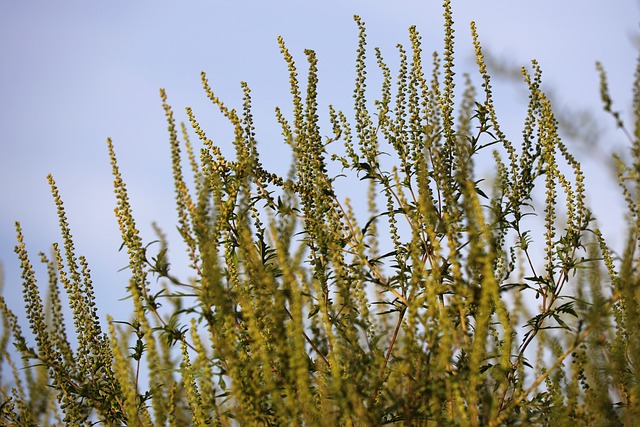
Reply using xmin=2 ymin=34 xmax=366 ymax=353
xmin=2 ymin=1 xmax=640 ymax=425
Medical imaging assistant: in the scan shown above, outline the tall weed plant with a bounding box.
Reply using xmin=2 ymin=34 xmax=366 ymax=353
xmin=2 ymin=2 xmax=639 ymax=425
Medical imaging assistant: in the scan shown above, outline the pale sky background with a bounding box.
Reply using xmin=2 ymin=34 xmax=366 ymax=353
xmin=1 ymin=1 xmax=639 ymax=325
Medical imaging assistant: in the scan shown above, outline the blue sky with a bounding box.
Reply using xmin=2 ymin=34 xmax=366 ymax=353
xmin=1 ymin=1 xmax=639 ymax=323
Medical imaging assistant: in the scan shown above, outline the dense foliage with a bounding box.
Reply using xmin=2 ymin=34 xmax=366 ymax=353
xmin=2 ymin=2 xmax=640 ymax=425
